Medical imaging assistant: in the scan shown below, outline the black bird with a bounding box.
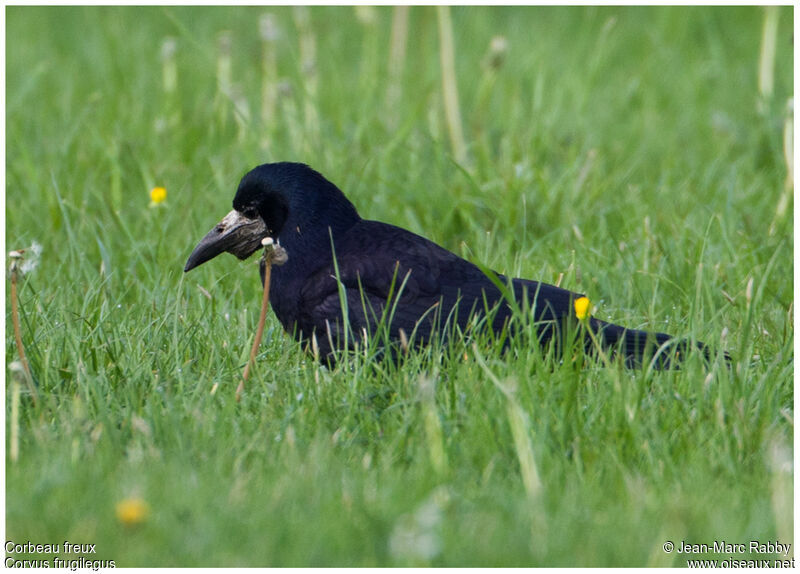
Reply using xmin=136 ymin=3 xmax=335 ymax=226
xmin=185 ymin=162 xmax=707 ymax=366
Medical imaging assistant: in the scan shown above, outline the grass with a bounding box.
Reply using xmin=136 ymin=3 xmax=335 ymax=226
xmin=5 ymin=5 xmax=793 ymax=567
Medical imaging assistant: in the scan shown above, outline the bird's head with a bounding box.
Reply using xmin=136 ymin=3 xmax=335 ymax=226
xmin=184 ymin=162 xmax=359 ymax=272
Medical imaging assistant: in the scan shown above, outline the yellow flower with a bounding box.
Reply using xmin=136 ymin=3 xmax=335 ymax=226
xmin=574 ymin=296 xmax=591 ymax=321
xmin=116 ymin=497 xmax=150 ymax=525
xmin=149 ymin=186 xmax=167 ymax=206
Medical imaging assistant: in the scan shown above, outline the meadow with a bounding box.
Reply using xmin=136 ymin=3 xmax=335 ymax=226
xmin=5 ymin=6 xmax=793 ymax=566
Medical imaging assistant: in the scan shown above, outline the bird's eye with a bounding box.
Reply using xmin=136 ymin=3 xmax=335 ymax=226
xmin=242 ymin=207 xmax=259 ymax=219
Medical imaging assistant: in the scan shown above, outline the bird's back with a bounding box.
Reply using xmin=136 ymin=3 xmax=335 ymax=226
xmin=269 ymin=218 xmax=582 ymax=357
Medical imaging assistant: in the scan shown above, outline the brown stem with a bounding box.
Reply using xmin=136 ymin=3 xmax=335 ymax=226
xmin=237 ymin=251 xmax=274 ymax=402
xmin=10 ymin=268 xmax=38 ymax=406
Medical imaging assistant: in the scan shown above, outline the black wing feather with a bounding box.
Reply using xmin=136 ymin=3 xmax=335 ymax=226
xmin=295 ymin=220 xmax=584 ymax=359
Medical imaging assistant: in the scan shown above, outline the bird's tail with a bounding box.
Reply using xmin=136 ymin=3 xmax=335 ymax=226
xmin=586 ymin=318 xmax=716 ymax=368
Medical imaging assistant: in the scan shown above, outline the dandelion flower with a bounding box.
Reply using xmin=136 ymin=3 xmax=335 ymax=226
xmin=574 ymin=296 xmax=591 ymax=321
xmin=149 ymin=186 xmax=167 ymax=207
xmin=116 ymin=497 xmax=150 ymax=525
xmin=9 ymin=242 xmax=42 ymax=276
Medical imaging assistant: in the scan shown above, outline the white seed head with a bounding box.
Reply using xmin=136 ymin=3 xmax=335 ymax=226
xmin=20 ymin=258 xmax=39 ymax=275
xmin=489 ymin=35 xmax=509 ymax=56
xmin=161 ymin=37 xmax=177 ymax=60
xmin=355 ymin=5 xmax=377 ymax=25
xmin=259 ymin=14 xmax=279 ymax=41
xmin=484 ymin=35 xmax=509 ymax=69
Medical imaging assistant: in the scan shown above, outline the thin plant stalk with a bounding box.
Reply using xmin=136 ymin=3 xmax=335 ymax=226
xmin=420 ymin=374 xmax=448 ymax=477
xmin=230 ymin=84 xmax=251 ymax=143
xmin=161 ymin=37 xmax=177 ymax=96
xmin=436 ymin=6 xmax=467 ymax=166
xmin=278 ymin=81 xmax=303 ymax=156
xmin=757 ymin=6 xmax=779 ymax=112
xmin=783 ymin=98 xmax=793 ymax=189
xmin=386 ymin=6 xmax=410 ymax=128
xmin=237 ymin=241 xmax=287 ymax=402
xmin=260 ymin=13 xmax=279 ymax=151
xmin=10 ymin=266 xmax=38 ymax=406
xmin=160 ymin=37 xmax=179 ymax=131
xmin=294 ymin=7 xmax=319 ymax=152
xmin=474 ymin=36 xmax=508 ymax=131
xmin=215 ymin=31 xmax=233 ymax=129
xmin=10 ymin=367 xmax=21 ymax=462
xmin=506 ymin=400 xmax=541 ymax=500
xmin=471 ymin=347 xmax=541 ymax=499
xmin=770 ymin=98 xmax=793 ymax=234
xmin=473 ymin=36 xmax=507 ymax=168
xmin=355 ymin=5 xmax=379 ymax=93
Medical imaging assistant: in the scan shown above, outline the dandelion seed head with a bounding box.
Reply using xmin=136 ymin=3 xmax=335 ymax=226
xmin=160 ymin=38 xmax=177 ymax=60
xmin=259 ymin=14 xmax=279 ymax=41
xmin=490 ymin=35 xmax=509 ymax=55
xmin=484 ymin=35 xmax=509 ymax=70
xmin=355 ymin=5 xmax=377 ymax=26
xmin=20 ymin=258 xmax=39 ymax=275
xmin=9 ymin=242 xmax=42 ymax=276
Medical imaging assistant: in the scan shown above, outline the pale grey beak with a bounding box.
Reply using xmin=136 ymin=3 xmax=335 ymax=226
xmin=184 ymin=210 xmax=268 ymax=272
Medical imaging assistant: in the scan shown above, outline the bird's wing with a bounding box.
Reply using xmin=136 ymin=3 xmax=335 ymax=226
xmin=297 ymin=220 xmax=585 ymax=357
xmin=296 ymin=221 xmax=496 ymax=350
